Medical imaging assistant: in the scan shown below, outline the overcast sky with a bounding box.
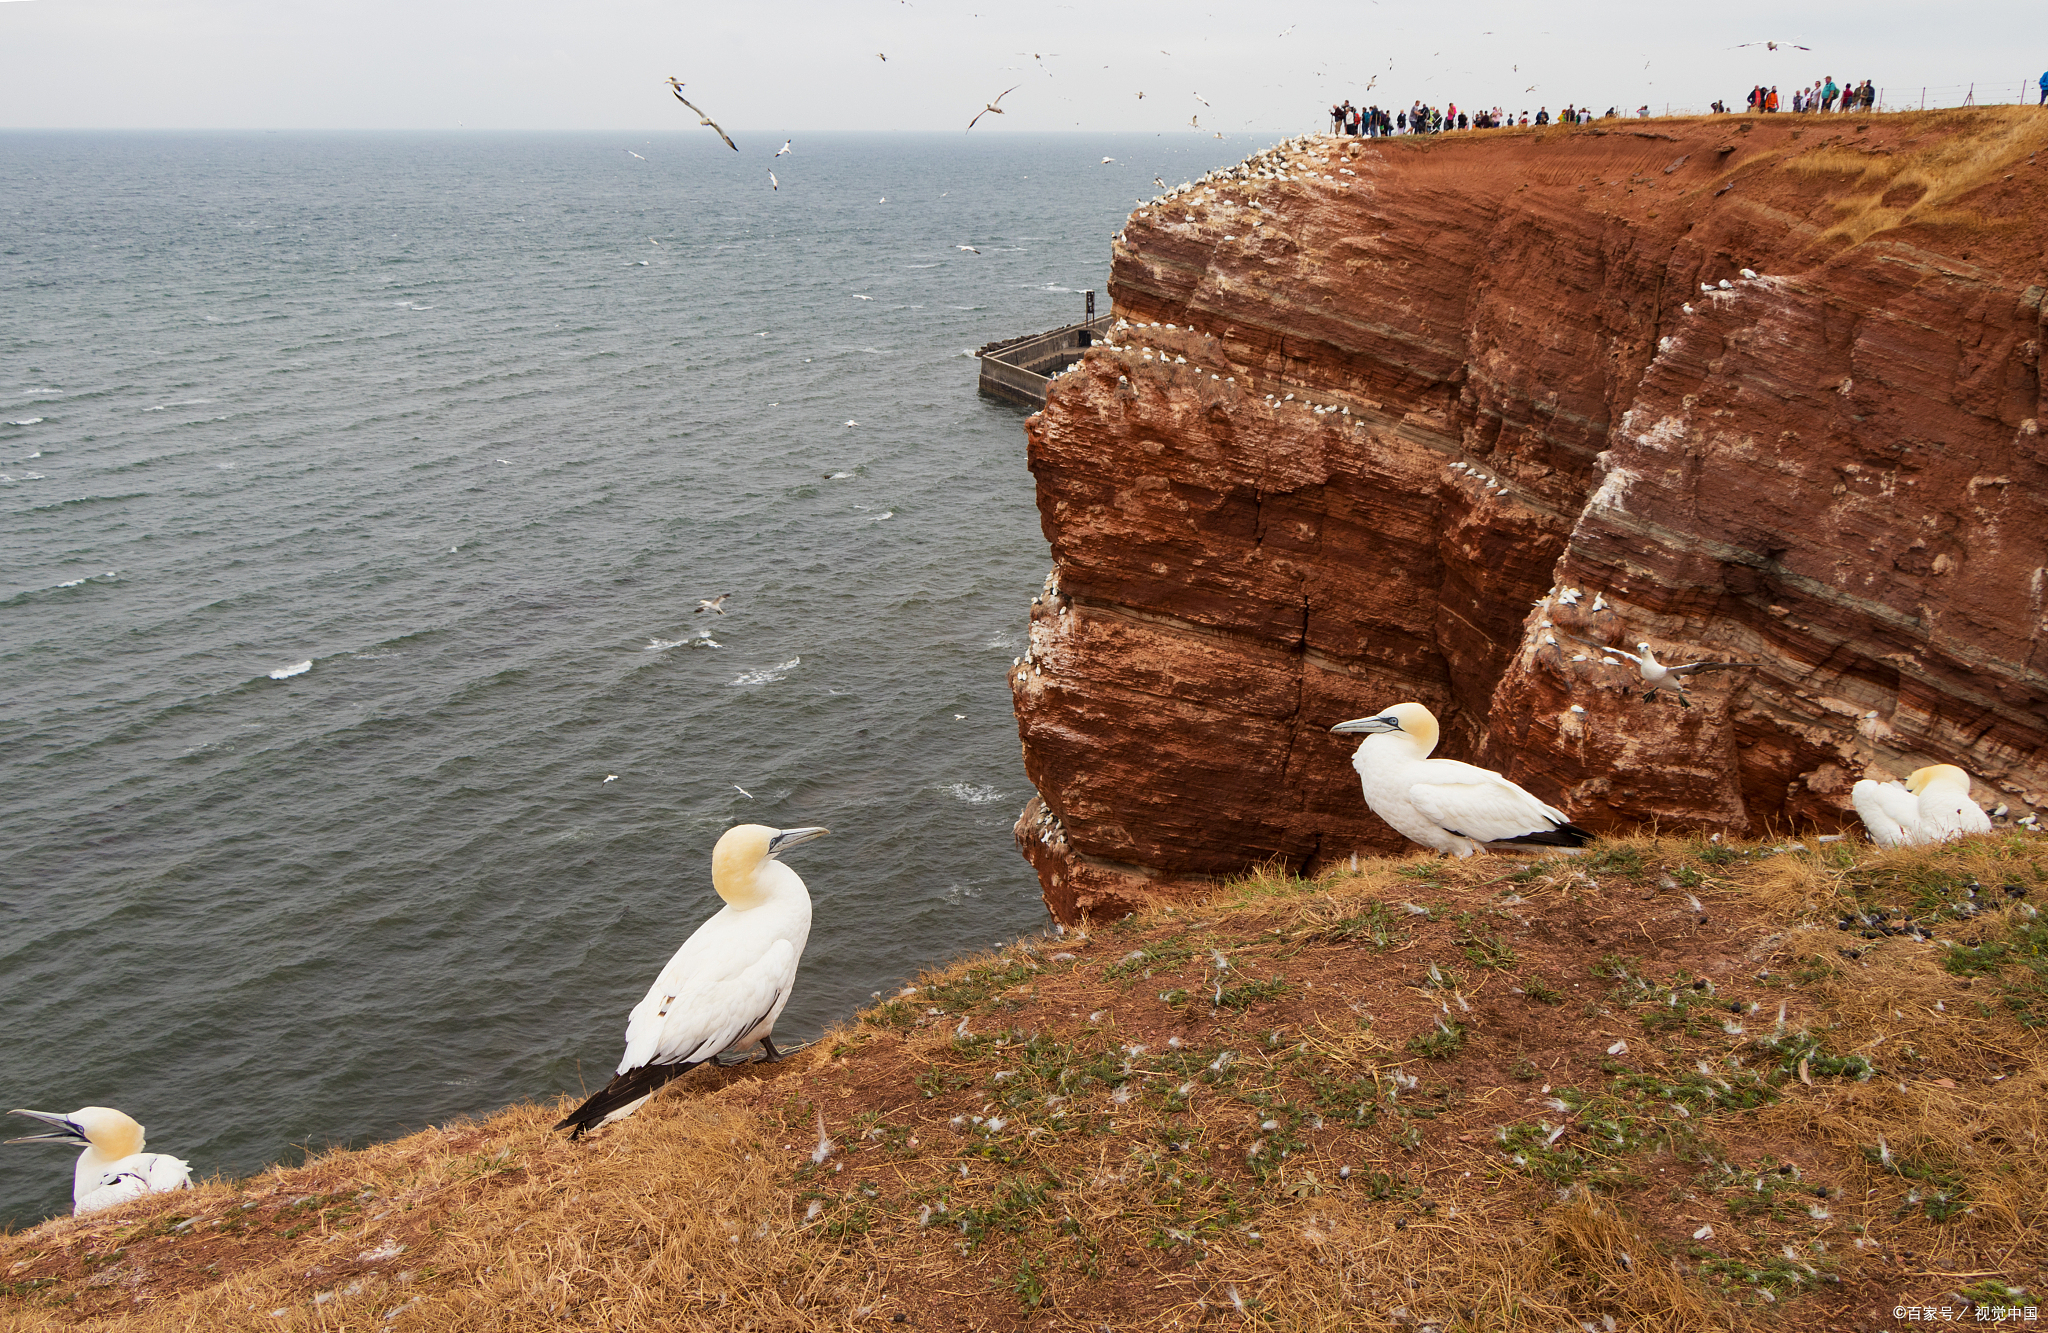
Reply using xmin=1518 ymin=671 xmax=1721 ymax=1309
xmin=2 ymin=0 xmax=2041 ymax=133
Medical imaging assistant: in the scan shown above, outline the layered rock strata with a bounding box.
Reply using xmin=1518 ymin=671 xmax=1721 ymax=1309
xmin=1012 ymin=109 xmax=2048 ymax=923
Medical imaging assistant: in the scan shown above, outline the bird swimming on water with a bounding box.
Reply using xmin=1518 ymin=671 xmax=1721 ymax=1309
xmin=1852 ymin=765 xmax=1991 ymax=847
xmin=1330 ymin=702 xmax=1592 ymax=858
xmin=7 ymin=1107 xmax=192 ymax=1215
xmin=555 ymin=823 xmax=829 ymax=1139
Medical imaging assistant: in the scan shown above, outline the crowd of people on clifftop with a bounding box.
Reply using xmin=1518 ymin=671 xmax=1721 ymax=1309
xmin=1744 ymin=77 xmax=1877 ymax=113
xmin=1327 ymin=74 xmax=1904 ymax=136
xmin=1329 ymin=99 xmax=1652 ymax=134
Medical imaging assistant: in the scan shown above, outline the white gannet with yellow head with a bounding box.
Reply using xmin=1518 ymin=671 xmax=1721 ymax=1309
xmin=7 ymin=1106 xmax=192 ymax=1215
xmin=1853 ymin=764 xmax=1990 ymax=847
xmin=555 ymin=822 xmax=828 ymax=1139
xmin=1330 ymin=702 xmax=1593 ymax=858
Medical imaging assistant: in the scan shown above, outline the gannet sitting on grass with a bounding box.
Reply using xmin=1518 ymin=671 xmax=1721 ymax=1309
xmin=1331 ymin=702 xmax=1592 ymax=858
xmin=555 ymin=823 xmax=828 ymax=1139
xmin=7 ymin=1107 xmax=191 ymax=1215
xmin=1852 ymin=765 xmax=1991 ymax=847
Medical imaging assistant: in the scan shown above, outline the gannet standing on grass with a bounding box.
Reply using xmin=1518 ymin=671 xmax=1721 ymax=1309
xmin=7 ymin=1107 xmax=191 ymax=1215
xmin=555 ymin=823 xmax=828 ymax=1139
xmin=1330 ymin=702 xmax=1592 ymax=858
xmin=1852 ymin=765 xmax=1991 ymax=847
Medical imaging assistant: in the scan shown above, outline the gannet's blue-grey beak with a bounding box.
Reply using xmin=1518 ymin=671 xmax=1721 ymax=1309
xmin=1331 ymin=714 xmax=1402 ymax=735
xmin=767 ymin=827 xmax=830 ymax=857
xmin=5 ymin=1110 xmax=87 ymax=1147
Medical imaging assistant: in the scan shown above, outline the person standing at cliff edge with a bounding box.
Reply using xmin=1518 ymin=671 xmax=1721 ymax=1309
xmin=2037 ymin=69 xmax=2046 ymax=105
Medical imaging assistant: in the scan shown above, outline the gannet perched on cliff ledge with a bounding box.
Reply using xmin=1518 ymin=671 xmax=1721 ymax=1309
xmin=1331 ymin=702 xmax=1593 ymax=858
xmin=7 ymin=1106 xmax=192 ymax=1215
xmin=555 ymin=823 xmax=828 ymax=1140
xmin=1852 ymin=765 xmax=1991 ymax=847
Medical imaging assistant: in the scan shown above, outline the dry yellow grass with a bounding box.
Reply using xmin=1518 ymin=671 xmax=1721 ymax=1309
xmin=4 ymin=832 xmax=2044 ymax=1331
xmin=1772 ymin=105 xmax=2048 ymax=245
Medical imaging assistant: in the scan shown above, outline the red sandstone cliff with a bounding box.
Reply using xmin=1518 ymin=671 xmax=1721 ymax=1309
xmin=1012 ymin=108 xmax=2048 ymax=923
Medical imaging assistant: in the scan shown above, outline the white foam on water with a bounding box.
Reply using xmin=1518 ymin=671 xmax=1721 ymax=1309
xmin=941 ymin=783 xmax=1005 ymax=804
xmin=644 ymin=628 xmax=721 ymax=652
xmin=984 ymin=630 xmax=1021 ymax=651
xmin=825 ymin=471 xmax=854 ymax=480
xmin=268 ymin=660 xmax=312 ymax=680
xmin=731 ymin=656 xmax=799 ymax=687
xmin=5 ymin=418 xmax=43 ymax=426
xmin=144 ymin=400 xmax=214 ymax=412
xmin=871 ymin=510 xmax=894 ymax=522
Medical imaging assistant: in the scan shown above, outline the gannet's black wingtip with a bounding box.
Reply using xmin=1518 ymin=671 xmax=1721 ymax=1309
xmin=1490 ymin=822 xmax=1596 ymax=849
xmin=554 ymin=1061 xmax=702 ymax=1139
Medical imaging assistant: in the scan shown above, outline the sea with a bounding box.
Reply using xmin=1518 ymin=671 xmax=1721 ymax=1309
xmin=0 ymin=128 xmax=1265 ymax=1226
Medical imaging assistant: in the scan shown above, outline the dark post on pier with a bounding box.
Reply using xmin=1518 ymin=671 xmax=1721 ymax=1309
xmin=975 ymin=290 xmax=1112 ymax=410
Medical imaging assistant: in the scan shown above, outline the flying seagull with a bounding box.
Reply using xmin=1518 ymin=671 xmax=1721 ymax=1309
xmin=1733 ymin=40 xmax=1810 ymax=51
xmin=1192 ymin=92 xmax=1211 ymax=106
xmin=7 ymin=1107 xmax=192 ymax=1215
xmin=553 ymin=824 xmax=829 ymax=1139
xmin=956 ymin=244 xmax=981 ymax=253
xmin=1567 ymin=635 xmax=1752 ymax=705
xmin=1330 ymin=703 xmax=1593 ymax=858
xmin=775 ymin=139 xmax=792 ymax=157
xmin=625 ymin=149 xmax=645 ymax=160
xmin=696 ymin=594 xmax=731 ymax=614
xmin=1190 ymin=114 xmax=1200 ymax=128
xmin=967 ymin=85 xmax=1021 ymax=131
xmin=665 ymin=78 xmax=738 ymax=151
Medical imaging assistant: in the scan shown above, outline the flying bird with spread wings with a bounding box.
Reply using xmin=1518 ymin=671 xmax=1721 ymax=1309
xmin=665 ymin=78 xmax=738 ymax=151
xmin=1733 ymin=40 xmax=1810 ymax=51
xmin=967 ymin=85 xmax=1021 ymax=131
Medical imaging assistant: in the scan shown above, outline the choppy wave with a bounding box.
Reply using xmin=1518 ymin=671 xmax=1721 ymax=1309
xmin=267 ymin=660 xmax=313 ymax=680
xmin=731 ymin=656 xmax=800 ymax=687
xmin=644 ymin=631 xmax=720 ymax=651
xmin=940 ymin=783 xmax=1006 ymax=804
xmin=5 ymin=417 xmax=44 ymax=427
xmin=144 ymin=399 xmax=214 ymax=412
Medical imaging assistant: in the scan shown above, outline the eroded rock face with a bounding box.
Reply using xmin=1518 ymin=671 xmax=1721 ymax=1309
xmin=1012 ymin=111 xmax=2048 ymax=923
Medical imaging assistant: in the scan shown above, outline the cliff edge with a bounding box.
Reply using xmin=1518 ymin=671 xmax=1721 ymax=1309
xmin=1013 ymin=108 xmax=2048 ymax=921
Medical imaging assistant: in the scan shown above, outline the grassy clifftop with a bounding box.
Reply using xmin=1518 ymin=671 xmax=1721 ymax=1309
xmin=4 ymin=834 xmax=2045 ymax=1332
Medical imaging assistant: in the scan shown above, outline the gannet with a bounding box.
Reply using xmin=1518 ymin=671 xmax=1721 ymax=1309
xmin=554 ymin=823 xmax=828 ymax=1139
xmin=1853 ymin=766 xmax=1991 ymax=847
xmin=776 ymin=140 xmax=792 ymax=157
xmin=664 ymin=79 xmax=738 ymax=152
xmin=967 ymin=86 xmax=1020 ymax=132
xmin=769 ymin=170 xmax=778 ymax=191
xmin=1568 ymin=637 xmax=1751 ymax=705
xmin=695 ymin=594 xmax=730 ymax=614
xmin=1330 ymin=703 xmax=1592 ymax=858
xmin=8 ymin=1107 xmax=192 ymax=1215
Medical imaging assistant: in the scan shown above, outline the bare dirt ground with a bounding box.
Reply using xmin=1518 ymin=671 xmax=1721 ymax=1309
xmin=3 ymin=833 xmax=2042 ymax=1332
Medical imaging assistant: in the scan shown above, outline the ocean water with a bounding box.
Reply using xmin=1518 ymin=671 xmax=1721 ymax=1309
xmin=0 ymin=128 xmax=1258 ymax=1225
